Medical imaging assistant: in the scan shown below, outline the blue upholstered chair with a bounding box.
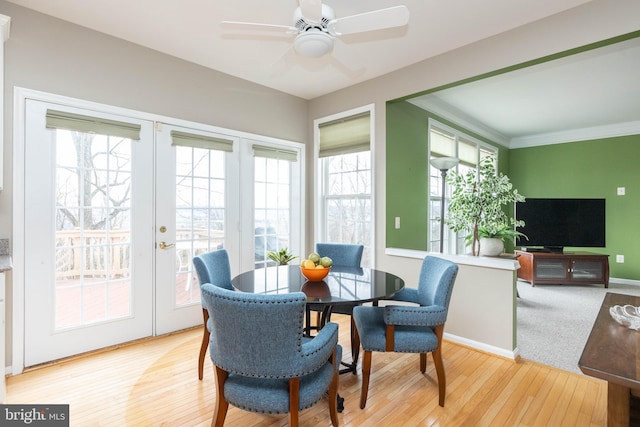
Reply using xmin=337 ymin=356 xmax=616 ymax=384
xmin=315 ymin=243 xmax=364 ymax=269
xmin=309 ymin=243 xmax=364 ymax=374
xmin=200 ymin=283 xmax=341 ymax=427
xmin=192 ymin=249 xmax=233 ymax=380
xmin=353 ymin=256 xmax=458 ymax=408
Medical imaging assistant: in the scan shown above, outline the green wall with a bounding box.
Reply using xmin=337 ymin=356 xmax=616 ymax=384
xmin=386 ymin=100 xmax=508 ymax=250
xmin=509 ymin=135 xmax=640 ymax=280
xmin=386 ymin=101 xmax=430 ymax=250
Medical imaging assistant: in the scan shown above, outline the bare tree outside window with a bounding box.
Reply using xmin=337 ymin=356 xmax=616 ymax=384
xmin=323 ymin=151 xmax=372 ymax=266
xmin=55 ymin=130 xmax=133 ymax=329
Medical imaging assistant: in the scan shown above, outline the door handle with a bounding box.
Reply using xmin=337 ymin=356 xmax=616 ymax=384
xmin=158 ymin=241 xmax=175 ymax=250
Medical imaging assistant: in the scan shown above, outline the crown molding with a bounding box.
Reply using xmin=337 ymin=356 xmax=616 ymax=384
xmin=0 ymin=14 xmax=10 ymax=42
xmin=408 ymin=97 xmax=511 ymax=147
xmin=410 ymin=95 xmax=640 ymax=150
xmin=510 ymin=120 xmax=640 ymax=149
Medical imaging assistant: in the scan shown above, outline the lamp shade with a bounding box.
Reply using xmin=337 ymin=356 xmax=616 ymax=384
xmin=294 ymin=31 xmax=334 ymax=57
xmin=430 ymin=157 xmax=459 ymax=171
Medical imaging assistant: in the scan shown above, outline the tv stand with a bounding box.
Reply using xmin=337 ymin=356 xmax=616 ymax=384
xmin=515 ymin=250 xmax=609 ymax=288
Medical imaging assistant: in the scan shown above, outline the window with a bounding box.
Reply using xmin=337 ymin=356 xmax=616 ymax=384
xmin=428 ymin=119 xmax=497 ymax=254
xmin=173 ymin=139 xmax=228 ymax=305
xmin=253 ymin=145 xmax=299 ymax=269
xmin=317 ymin=108 xmax=373 ymax=267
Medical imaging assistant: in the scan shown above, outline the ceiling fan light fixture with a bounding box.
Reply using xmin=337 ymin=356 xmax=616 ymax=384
xmin=294 ymin=31 xmax=334 ymax=57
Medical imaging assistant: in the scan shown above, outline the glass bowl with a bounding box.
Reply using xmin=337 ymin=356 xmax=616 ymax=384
xmin=609 ymin=305 xmax=640 ymax=330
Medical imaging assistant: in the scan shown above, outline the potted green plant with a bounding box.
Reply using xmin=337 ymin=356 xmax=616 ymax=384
xmin=476 ymin=225 xmax=528 ymax=256
xmin=267 ymin=248 xmax=298 ymax=265
xmin=445 ymin=156 xmax=526 ymax=256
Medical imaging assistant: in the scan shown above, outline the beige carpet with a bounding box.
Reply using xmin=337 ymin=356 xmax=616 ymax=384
xmin=516 ymin=280 xmax=640 ymax=374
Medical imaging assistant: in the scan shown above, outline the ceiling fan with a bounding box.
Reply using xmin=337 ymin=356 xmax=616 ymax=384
xmin=220 ymin=0 xmax=410 ymax=58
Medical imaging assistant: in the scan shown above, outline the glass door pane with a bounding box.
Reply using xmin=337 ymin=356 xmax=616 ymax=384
xmin=254 ymin=156 xmax=292 ymax=269
xmin=54 ymin=131 xmax=133 ymax=329
xmin=174 ymin=146 xmax=226 ymax=305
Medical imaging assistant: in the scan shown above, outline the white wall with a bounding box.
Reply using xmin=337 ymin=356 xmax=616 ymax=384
xmin=383 ymin=250 xmax=519 ymax=358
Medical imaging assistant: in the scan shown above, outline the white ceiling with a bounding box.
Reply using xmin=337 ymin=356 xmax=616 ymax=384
xmin=5 ymin=0 xmax=593 ymax=100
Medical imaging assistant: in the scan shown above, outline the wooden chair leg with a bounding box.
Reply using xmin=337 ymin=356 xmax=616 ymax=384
xmin=350 ymin=317 xmax=360 ymax=373
xmin=432 ymin=325 xmax=446 ymax=407
xmin=360 ymin=351 xmax=372 ymax=409
xmin=199 ymin=308 xmax=210 ymax=380
xmin=212 ymin=366 xmax=229 ymax=427
xmin=328 ymin=360 xmax=339 ymax=426
xmin=289 ymin=378 xmax=300 ymax=427
xmin=420 ymin=353 xmax=427 ymax=373
xmin=433 ymin=348 xmax=446 ymax=407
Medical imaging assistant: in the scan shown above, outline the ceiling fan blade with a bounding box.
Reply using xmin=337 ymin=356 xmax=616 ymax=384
xmin=299 ymin=0 xmax=323 ymax=24
xmin=329 ymin=5 xmax=410 ymax=36
xmin=220 ymin=21 xmax=297 ymax=34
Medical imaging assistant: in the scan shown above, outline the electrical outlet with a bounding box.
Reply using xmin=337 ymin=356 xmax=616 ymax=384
xmin=616 ymin=255 xmax=625 ymax=263
xmin=617 ymin=187 xmax=626 ymax=196
xmin=395 ymin=217 xmax=400 ymax=229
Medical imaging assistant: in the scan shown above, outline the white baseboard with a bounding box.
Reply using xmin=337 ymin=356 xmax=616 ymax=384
xmin=444 ymin=332 xmax=519 ymax=360
xmin=610 ymin=277 xmax=640 ymax=286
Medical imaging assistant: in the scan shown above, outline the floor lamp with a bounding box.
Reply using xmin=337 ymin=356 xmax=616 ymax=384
xmin=429 ymin=157 xmax=459 ymax=253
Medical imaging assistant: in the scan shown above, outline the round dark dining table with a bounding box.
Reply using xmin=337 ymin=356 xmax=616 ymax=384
xmin=231 ymin=264 xmax=405 ymax=307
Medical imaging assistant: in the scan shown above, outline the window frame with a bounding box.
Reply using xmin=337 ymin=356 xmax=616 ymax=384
xmin=314 ymin=105 xmax=375 ymax=267
xmin=428 ymin=118 xmax=498 ymax=254
xmin=238 ymin=137 xmax=305 ymax=272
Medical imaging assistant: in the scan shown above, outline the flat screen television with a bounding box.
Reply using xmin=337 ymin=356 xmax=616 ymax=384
xmin=515 ymin=198 xmax=605 ymax=252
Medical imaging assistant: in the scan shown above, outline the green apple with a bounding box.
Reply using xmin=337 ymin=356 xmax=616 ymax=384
xmin=320 ymin=256 xmax=333 ymax=267
xmin=308 ymin=252 xmax=321 ymax=263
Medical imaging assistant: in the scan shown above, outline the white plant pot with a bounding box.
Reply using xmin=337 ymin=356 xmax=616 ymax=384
xmin=479 ymin=237 xmax=504 ymax=256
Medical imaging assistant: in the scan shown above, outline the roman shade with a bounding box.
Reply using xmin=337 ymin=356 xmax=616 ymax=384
xmin=319 ymin=112 xmax=370 ymax=158
xmin=430 ymin=127 xmax=455 ymax=159
xmin=252 ymin=144 xmax=298 ymax=162
xmin=46 ymin=109 xmax=141 ymax=140
xmin=430 ymin=126 xmax=478 ymax=167
xmin=170 ymin=130 xmax=233 ymax=152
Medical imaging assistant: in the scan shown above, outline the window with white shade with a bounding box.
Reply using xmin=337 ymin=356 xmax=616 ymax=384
xmin=317 ymin=108 xmax=373 ymax=267
xmin=428 ymin=119 xmax=497 ymax=254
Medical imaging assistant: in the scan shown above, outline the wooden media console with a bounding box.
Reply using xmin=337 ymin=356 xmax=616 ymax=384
xmin=515 ymin=250 xmax=609 ymax=288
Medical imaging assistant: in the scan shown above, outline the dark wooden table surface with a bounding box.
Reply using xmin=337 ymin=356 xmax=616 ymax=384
xmin=579 ymin=292 xmax=640 ymax=426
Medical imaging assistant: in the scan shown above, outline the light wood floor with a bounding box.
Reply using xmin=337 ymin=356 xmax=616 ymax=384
xmin=6 ymin=315 xmax=607 ymax=426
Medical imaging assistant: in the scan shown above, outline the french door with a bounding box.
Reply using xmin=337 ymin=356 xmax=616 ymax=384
xmin=154 ymin=124 xmax=239 ymax=334
xmin=23 ymin=100 xmax=155 ymax=366
xmin=20 ymin=96 xmax=303 ymax=368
